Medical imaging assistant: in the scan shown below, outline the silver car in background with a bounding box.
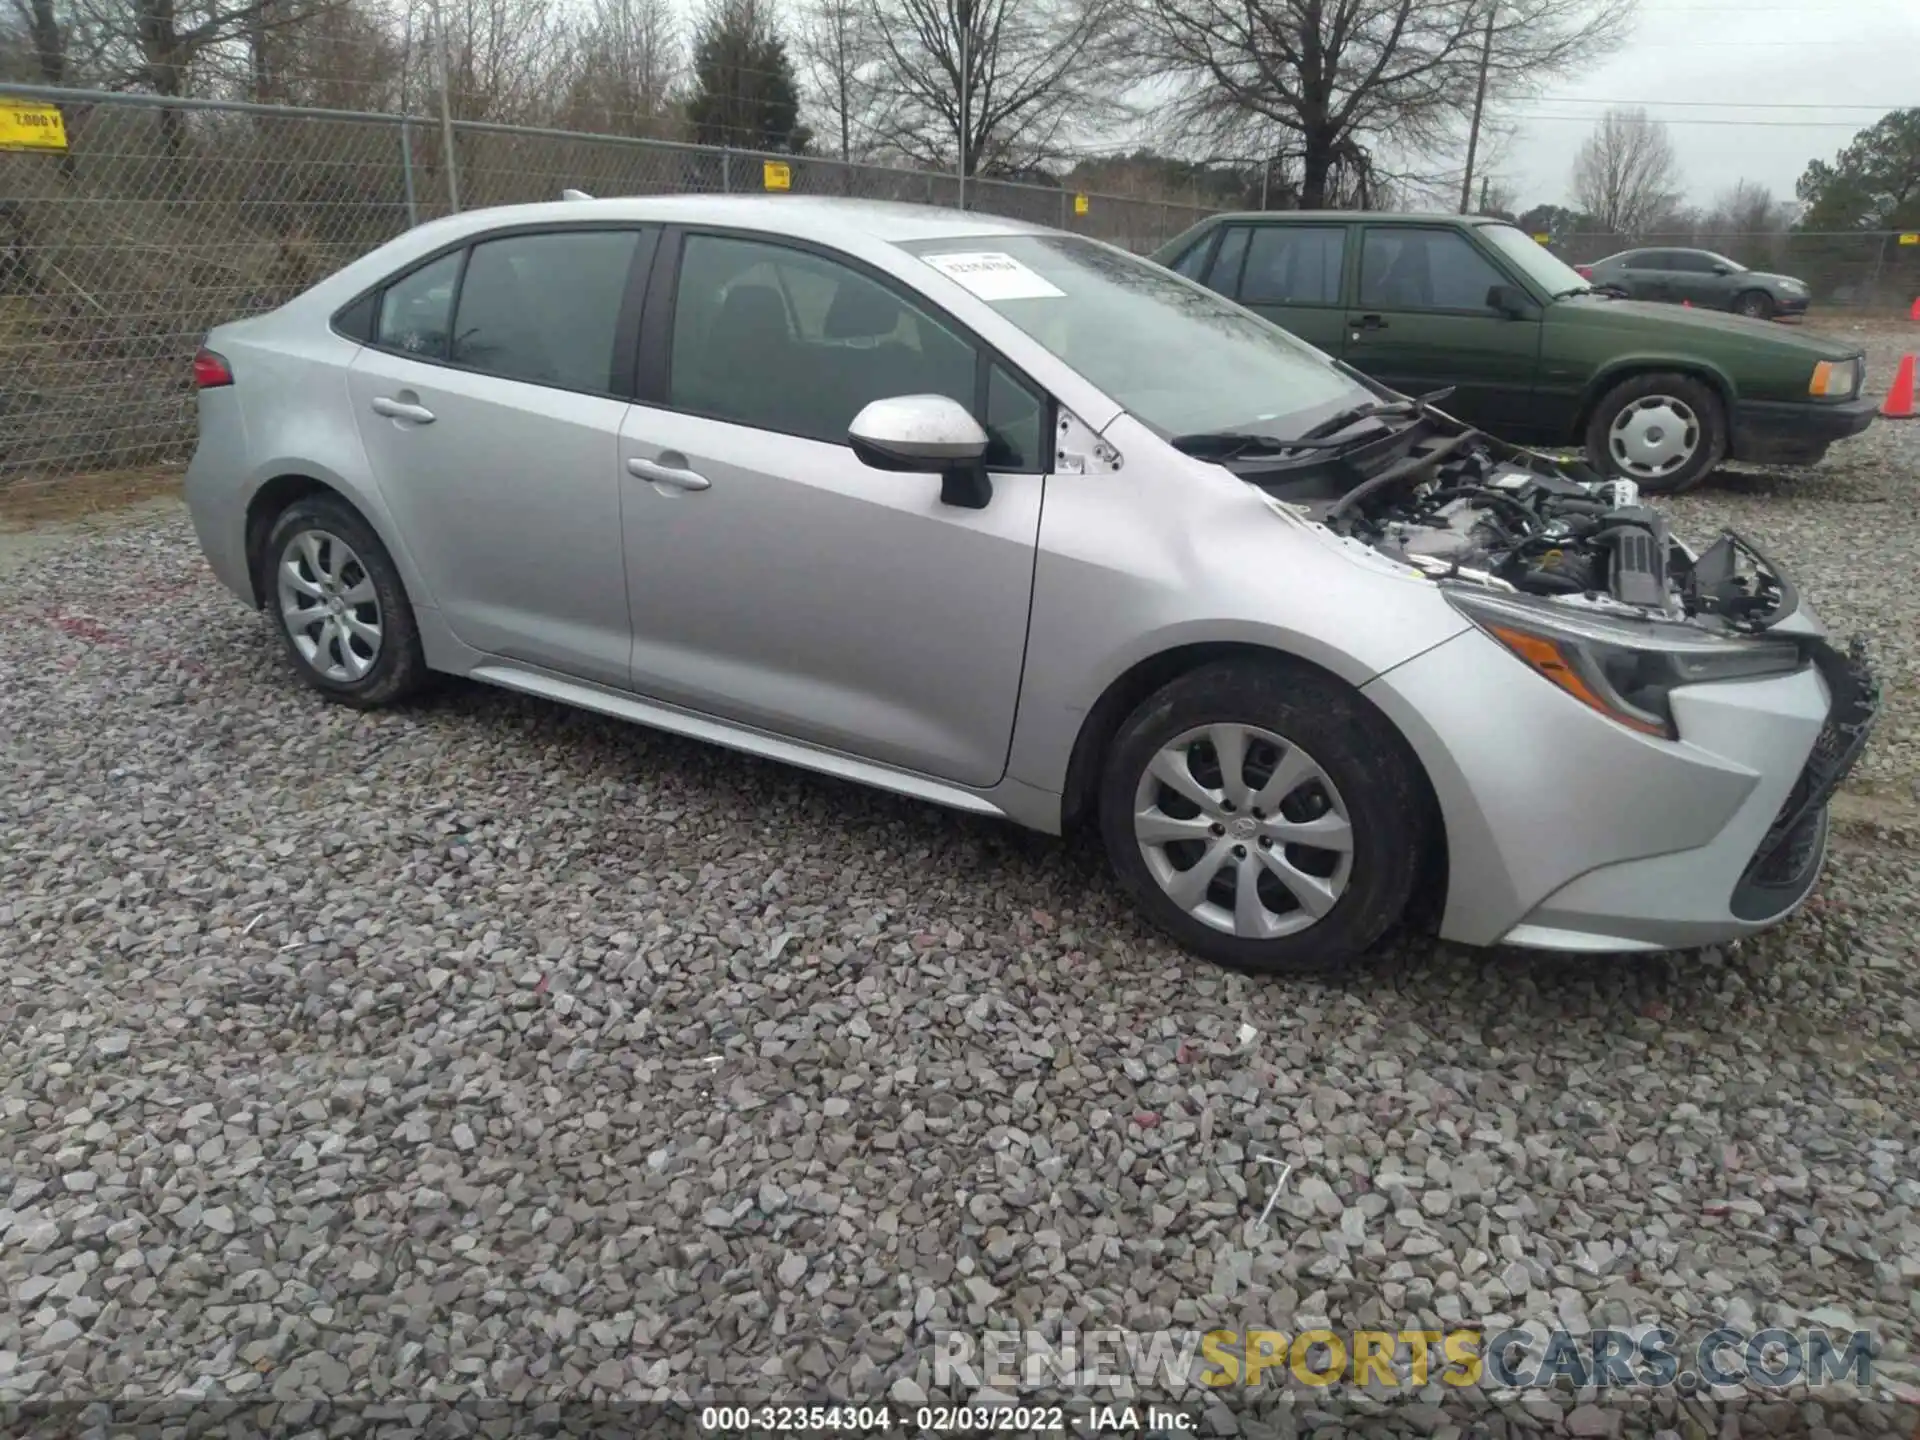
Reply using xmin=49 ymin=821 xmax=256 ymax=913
xmin=184 ymin=196 xmax=1875 ymax=972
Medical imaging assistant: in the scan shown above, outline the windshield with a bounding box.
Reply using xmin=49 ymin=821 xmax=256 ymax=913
xmin=1476 ymin=222 xmax=1595 ymax=294
xmin=900 ymin=234 xmax=1371 ymax=441
xmin=1703 ymin=252 xmax=1747 ymax=272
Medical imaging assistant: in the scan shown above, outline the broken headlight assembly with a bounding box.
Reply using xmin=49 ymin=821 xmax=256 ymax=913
xmin=1444 ymin=587 xmax=1805 ymax=739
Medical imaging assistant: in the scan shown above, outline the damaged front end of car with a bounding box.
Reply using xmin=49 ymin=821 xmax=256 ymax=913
xmin=1287 ymin=422 xmax=1881 ymax=910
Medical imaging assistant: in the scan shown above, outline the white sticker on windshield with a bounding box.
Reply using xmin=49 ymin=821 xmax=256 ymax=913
xmin=922 ymin=251 xmax=1064 ymax=301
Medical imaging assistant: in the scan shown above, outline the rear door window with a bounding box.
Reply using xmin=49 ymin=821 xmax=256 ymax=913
xmin=1241 ymin=226 xmax=1346 ymax=306
xmin=451 ymin=229 xmax=644 ymax=393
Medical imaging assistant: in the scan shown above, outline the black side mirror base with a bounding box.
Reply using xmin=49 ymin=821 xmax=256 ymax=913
xmin=940 ymin=464 xmax=993 ymax=510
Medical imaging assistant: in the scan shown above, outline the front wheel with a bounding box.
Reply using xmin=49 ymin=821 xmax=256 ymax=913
xmin=1098 ymin=661 xmax=1428 ymax=974
xmin=1584 ymin=371 xmax=1727 ymax=495
xmin=1733 ymin=289 xmax=1774 ymax=320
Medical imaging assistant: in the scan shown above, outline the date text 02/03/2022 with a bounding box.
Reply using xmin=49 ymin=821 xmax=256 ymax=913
xmin=695 ymin=1401 xmax=1195 ymax=1433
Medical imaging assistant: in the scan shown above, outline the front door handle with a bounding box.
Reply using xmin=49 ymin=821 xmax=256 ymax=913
xmin=1347 ymin=313 xmax=1389 ymax=331
xmin=370 ymin=396 xmax=436 ymax=424
xmin=627 ymin=455 xmax=711 ymax=491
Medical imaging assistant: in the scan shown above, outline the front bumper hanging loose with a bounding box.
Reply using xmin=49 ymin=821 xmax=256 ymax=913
xmin=1729 ymin=633 xmax=1880 ymax=920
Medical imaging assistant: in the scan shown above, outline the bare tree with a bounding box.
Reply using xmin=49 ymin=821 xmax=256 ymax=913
xmin=1570 ymin=105 xmax=1681 ymax=234
xmin=1477 ymin=175 xmax=1518 ymax=217
xmin=1705 ymin=177 xmax=1788 ymax=235
xmin=793 ymin=0 xmax=872 ymax=162
xmin=433 ymin=0 xmax=573 ymax=123
xmin=862 ymin=0 xmax=1134 ymax=177
xmin=185 ymin=0 xmax=402 ymax=109
xmin=1141 ymin=0 xmax=1634 ymax=209
xmin=558 ymin=0 xmax=679 ymax=136
xmin=6 ymin=0 xmax=67 ymax=82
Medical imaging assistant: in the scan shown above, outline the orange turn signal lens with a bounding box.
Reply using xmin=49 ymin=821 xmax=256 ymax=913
xmin=1486 ymin=624 xmax=1670 ymax=736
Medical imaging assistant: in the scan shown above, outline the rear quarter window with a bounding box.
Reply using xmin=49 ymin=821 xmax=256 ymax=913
xmin=375 ymin=250 xmax=463 ymax=360
xmin=334 ymin=291 xmax=377 ymax=343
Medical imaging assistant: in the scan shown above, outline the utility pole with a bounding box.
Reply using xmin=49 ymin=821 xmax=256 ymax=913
xmin=956 ymin=0 xmax=969 ymax=210
xmin=431 ymin=0 xmax=460 ymax=212
xmin=400 ymin=2 xmax=419 ymax=225
xmin=1458 ymin=0 xmax=1496 ymax=213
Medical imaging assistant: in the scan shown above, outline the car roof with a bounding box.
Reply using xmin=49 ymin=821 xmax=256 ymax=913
xmin=420 ymin=194 xmax=1055 ymax=246
xmin=1197 ymin=211 xmax=1516 ymax=226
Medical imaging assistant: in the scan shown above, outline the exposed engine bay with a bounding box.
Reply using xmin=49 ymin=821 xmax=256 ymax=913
xmin=1307 ymin=436 xmax=1794 ymax=633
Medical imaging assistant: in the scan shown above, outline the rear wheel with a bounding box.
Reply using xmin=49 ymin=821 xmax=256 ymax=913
xmin=260 ymin=494 xmax=429 ymax=709
xmin=1584 ymin=371 xmax=1726 ymax=494
xmin=1098 ymin=660 xmax=1427 ymax=974
xmin=1733 ymin=289 xmax=1774 ymax=320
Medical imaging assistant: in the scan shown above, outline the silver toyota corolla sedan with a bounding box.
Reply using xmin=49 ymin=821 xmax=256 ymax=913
xmin=184 ymin=195 xmax=1877 ymax=973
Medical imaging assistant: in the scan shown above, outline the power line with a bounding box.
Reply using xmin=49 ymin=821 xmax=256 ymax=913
xmin=1525 ymin=98 xmax=1904 ymax=110
xmin=1650 ymin=4 xmax=1909 ymax=10
xmin=1505 ymin=113 xmax=1879 ymax=128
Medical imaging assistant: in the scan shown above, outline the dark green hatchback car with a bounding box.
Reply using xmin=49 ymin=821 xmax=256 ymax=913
xmin=1152 ymin=213 xmax=1877 ymax=492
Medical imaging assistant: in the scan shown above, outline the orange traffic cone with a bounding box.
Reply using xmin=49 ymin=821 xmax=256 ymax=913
xmin=1884 ymin=354 xmax=1917 ymax=419
xmin=1683 ymin=299 xmax=1692 ymax=307
xmin=1910 ymin=296 xmax=1920 ymax=322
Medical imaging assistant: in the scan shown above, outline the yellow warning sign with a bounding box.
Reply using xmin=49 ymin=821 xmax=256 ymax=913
xmin=763 ymin=160 xmax=791 ymax=192
xmin=1532 ymin=232 xmax=1551 ymax=244
xmin=0 ymin=101 xmax=68 ymax=152
xmin=1899 ymin=233 xmax=1919 ymax=246
xmin=1074 ymin=193 xmax=1089 ymax=216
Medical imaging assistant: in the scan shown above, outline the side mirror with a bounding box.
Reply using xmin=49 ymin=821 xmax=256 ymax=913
xmin=848 ymin=394 xmax=993 ymax=509
xmin=1486 ymin=282 xmax=1537 ymax=320
xmin=1710 ymin=263 xmax=1732 ymax=276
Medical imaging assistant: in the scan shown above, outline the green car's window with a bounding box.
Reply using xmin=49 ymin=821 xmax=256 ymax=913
xmin=1168 ymin=234 xmax=1216 ymax=282
xmin=1358 ymin=228 xmax=1507 ymax=313
xmin=1478 ymin=223 xmax=1592 ymax=295
xmin=1241 ymin=226 xmax=1346 ymax=306
xmin=1204 ymin=226 xmax=1251 ymax=296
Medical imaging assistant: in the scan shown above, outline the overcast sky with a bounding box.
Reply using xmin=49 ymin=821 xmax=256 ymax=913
xmin=677 ymin=0 xmax=1915 ymax=218
xmin=1488 ymin=0 xmax=1919 ymax=214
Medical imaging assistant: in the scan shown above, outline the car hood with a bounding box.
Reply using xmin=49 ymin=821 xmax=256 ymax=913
xmin=1549 ymin=295 xmax=1854 ymax=356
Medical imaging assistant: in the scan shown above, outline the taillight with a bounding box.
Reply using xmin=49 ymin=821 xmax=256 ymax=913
xmin=1574 ymin=264 xmax=1593 ymax=279
xmin=194 ymin=348 xmax=233 ymax=388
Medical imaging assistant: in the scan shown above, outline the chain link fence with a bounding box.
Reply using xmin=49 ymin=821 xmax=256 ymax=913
xmin=1547 ymin=229 xmax=1919 ymax=310
xmin=0 ymin=85 xmax=1215 ymax=485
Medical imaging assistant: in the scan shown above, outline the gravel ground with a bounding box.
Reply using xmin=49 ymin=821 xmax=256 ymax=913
xmin=3 ymin=329 xmax=1919 ymax=1437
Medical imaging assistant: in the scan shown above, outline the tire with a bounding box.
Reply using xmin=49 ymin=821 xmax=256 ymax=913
xmin=1097 ymin=660 xmax=1427 ymax=975
xmin=1733 ymin=289 xmax=1774 ymax=321
xmin=259 ymin=494 xmax=429 ymax=709
xmin=1583 ymin=371 xmax=1727 ymax=495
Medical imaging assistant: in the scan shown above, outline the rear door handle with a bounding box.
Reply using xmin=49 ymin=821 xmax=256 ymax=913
xmin=370 ymin=396 xmax=435 ymax=424
xmin=627 ymin=455 xmax=711 ymax=491
xmin=1347 ymin=313 xmax=1389 ymax=331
